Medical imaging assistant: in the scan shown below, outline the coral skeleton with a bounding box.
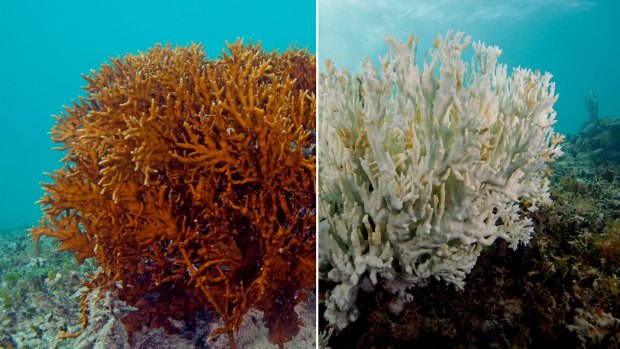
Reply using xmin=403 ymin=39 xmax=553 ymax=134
xmin=319 ymin=31 xmax=563 ymax=331
xmin=32 ymin=40 xmax=315 ymax=349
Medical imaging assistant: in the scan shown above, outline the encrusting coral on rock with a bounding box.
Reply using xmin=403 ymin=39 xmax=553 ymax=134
xmin=319 ymin=31 xmax=564 ymax=332
xmin=32 ymin=39 xmax=315 ymax=349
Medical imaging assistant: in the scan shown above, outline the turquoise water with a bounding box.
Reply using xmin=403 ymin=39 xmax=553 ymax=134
xmin=2 ymin=0 xmax=616 ymax=239
xmin=319 ymin=0 xmax=619 ymax=135
xmin=0 ymin=0 xmax=316 ymax=228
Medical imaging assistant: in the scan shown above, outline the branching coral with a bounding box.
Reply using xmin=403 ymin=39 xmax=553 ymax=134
xmin=319 ymin=31 xmax=563 ymax=331
xmin=32 ymin=40 xmax=315 ymax=348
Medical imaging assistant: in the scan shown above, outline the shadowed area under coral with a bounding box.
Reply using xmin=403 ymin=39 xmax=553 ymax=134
xmin=31 ymin=40 xmax=316 ymax=349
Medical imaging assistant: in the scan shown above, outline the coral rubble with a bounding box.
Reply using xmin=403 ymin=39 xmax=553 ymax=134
xmin=319 ymin=31 xmax=563 ymax=332
xmin=32 ymin=40 xmax=315 ymax=348
xmin=0 ymin=229 xmax=96 ymax=349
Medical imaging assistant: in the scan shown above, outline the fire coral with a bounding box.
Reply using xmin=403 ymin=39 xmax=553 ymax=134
xmin=32 ymin=40 xmax=316 ymax=348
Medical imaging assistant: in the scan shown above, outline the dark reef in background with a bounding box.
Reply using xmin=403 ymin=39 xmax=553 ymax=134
xmin=571 ymin=117 xmax=620 ymax=166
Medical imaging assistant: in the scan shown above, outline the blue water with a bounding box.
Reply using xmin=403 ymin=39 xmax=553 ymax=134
xmin=319 ymin=0 xmax=619 ymax=135
xmin=3 ymin=1 xmax=617 ymax=229
xmin=0 ymin=0 xmax=316 ymax=228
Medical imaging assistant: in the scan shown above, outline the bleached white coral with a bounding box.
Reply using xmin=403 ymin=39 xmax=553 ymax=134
xmin=319 ymin=31 xmax=564 ymax=331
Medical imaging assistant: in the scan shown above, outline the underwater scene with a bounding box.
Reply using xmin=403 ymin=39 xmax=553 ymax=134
xmin=2 ymin=0 xmax=620 ymax=348
xmin=318 ymin=0 xmax=620 ymax=348
xmin=0 ymin=1 xmax=316 ymax=348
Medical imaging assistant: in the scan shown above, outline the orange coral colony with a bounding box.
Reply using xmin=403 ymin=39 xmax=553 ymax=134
xmin=31 ymin=40 xmax=316 ymax=348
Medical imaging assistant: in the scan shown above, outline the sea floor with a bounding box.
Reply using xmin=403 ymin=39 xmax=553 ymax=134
xmin=0 ymin=229 xmax=316 ymax=349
